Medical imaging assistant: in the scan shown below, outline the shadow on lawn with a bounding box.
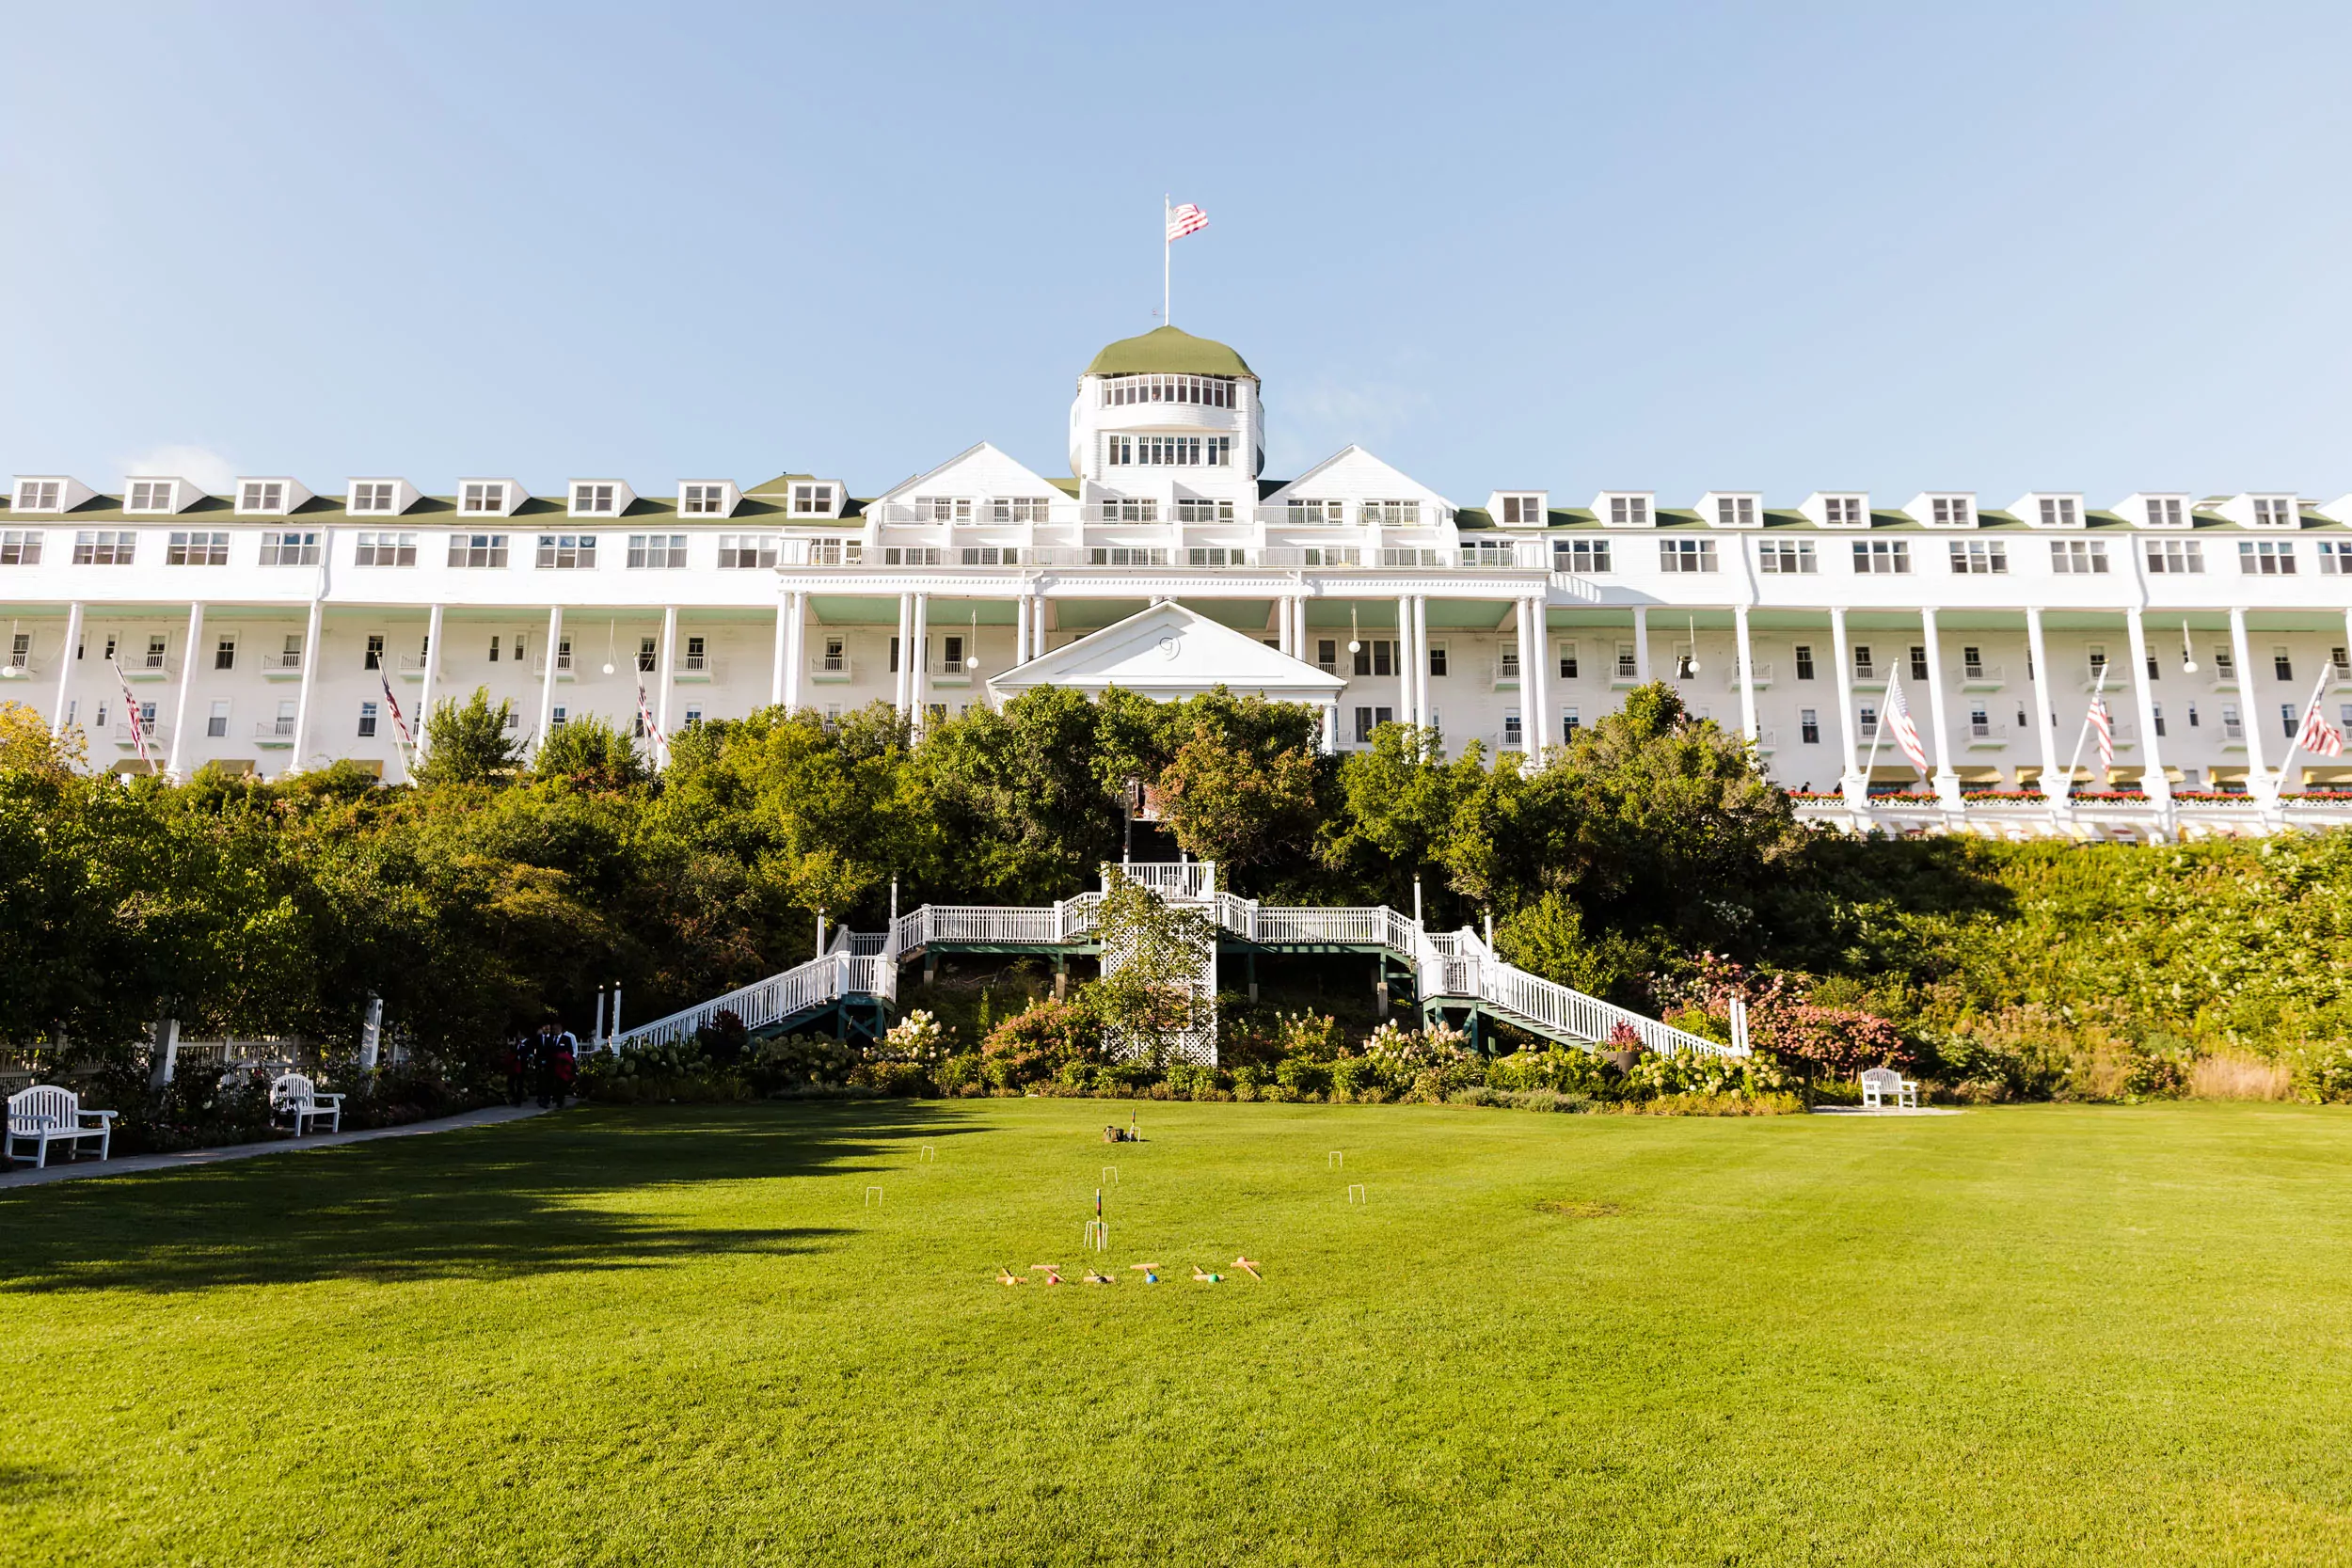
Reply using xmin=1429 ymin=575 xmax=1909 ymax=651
xmin=0 ymin=1101 xmax=973 ymax=1296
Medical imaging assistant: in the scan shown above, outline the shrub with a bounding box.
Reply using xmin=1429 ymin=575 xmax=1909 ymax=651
xmin=1274 ymin=1056 xmax=1331 ymax=1098
xmin=1328 ymin=1056 xmax=1378 ymax=1100
xmin=1274 ymin=1011 xmax=1349 ymax=1062
xmin=694 ymin=1009 xmax=750 ymax=1068
xmin=981 ymin=998 xmax=1102 ymax=1088
xmin=876 ymin=1008 xmax=953 ymax=1066
xmin=746 ymin=1032 xmax=856 ymax=1094
xmin=2296 ymin=1045 xmax=2352 ymax=1104
xmin=1164 ymin=1061 xmax=1217 ymax=1100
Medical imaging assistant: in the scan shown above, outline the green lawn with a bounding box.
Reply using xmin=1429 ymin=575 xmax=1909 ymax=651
xmin=6 ymin=1100 xmax=2352 ymax=1565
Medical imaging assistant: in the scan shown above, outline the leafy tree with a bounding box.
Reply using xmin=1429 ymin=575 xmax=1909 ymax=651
xmin=917 ymin=689 xmax=1122 ymax=900
xmin=533 ymin=714 xmax=647 ymax=791
xmin=1317 ymin=723 xmax=1484 ymax=914
xmin=0 ymin=699 xmax=84 ymax=777
xmin=414 ymin=688 xmax=524 ymax=786
xmin=1088 ymin=870 xmax=1216 ymax=1061
xmin=1151 ymin=689 xmax=1327 ymax=879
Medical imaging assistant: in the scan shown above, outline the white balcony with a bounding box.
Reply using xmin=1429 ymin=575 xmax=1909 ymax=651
xmin=675 ymin=653 xmax=720 ymax=684
xmin=1258 ymin=546 xmax=1364 ymax=568
xmin=0 ymin=657 xmax=40 ymax=680
xmin=1491 ymin=659 xmax=1522 ymax=689
xmin=122 ymin=657 xmax=173 ymax=682
xmin=254 ymin=718 xmax=297 ymax=748
xmin=810 ymin=655 xmax=854 ymax=684
xmin=1961 ymin=661 xmax=2005 ymax=689
xmin=530 ymin=654 xmax=577 ymax=682
xmin=1254 ymin=504 xmax=1351 ymax=528
xmin=1726 ymin=660 xmax=1774 ymax=689
xmin=260 ymin=651 xmax=305 ymax=681
xmin=1850 ymin=661 xmax=1885 ymax=689
xmin=1966 ymin=721 xmax=2010 ymax=749
xmin=113 ymin=721 xmax=167 ymax=747
xmin=1610 ymin=660 xmax=1642 ymax=689
xmin=394 ymin=653 xmax=428 ymax=681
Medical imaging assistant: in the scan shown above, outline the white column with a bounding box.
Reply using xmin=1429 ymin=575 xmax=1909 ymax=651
xmin=290 ymin=595 xmax=324 ymax=775
xmin=2124 ymin=609 xmax=2172 ymax=807
xmin=1919 ymin=608 xmax=1962 ymax=807
xmin=537 ymin=606 xmax=564 ymax=753
xmin=655 ymin=606 xmax=678 ymax=762
xmin=786 ymin=592 xmax=804 ymax=709
xmin=413 ymin=604 xmax=445 ymax=762
xmin=165 ymin=602 xmax=205 ymax=780
xmin=1414 ymin=595 xmax=1432 ymax=736
xmin=2026 ymin=607 xmax=2065 ymax=803
xmin=1015 ymin=594 xmax=1031 ymax=665
xmin=151 ymin=1016 xmax=179 ymax=1088
xmin=1734 ymin=603 xmax=1759 ymax=742
xmin=1632 ymin=605 xmax=1651 ymax=682
xmin=1321 ymin=701 xmax=1339 ymax=754
xmin=893 ymin=592 xmax=914 ymax=716
xmin=1394 ymin=594 xmax=1415 ymax=727
xmin=909 ymin=592 xmax=930 ymax=731
xmin=1511 ymin=596 xmax=1535 ymax=750
xmin=1830 ymin=607 xmax=1861 ymax=801
xmin=51 ymin=601 xmax=83 ymax=736
xmin=2228 ymin=606 xmax=2271 ymax=799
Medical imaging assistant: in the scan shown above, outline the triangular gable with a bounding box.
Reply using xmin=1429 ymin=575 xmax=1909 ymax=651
xmin=988 ymin=602 xmax=1345 ymax=701
xmin=1259 ymin=445 xmax=1453 ymax=511
xmin=872 ymin=442 xmax=1062 ymax=506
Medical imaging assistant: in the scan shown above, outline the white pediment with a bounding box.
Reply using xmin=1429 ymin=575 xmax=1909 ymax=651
xmin=873 ymin=441 xmax=1062 ymax=506
xmin=988 ymin=602 xmax=1345 ymax=702
xmin=1260 ymin=445 xmax=1452 ymax=511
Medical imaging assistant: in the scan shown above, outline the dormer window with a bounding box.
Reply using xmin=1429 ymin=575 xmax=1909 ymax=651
xmin=1716 ymin=496 xmax=1756 ymax=528
xmin=1822 ymin=496 xmax=1865 ymax=526
xmin=572 ymin=483 xmax=617 ymax=515
xmin=1500 ymin=494 xmax=1544 ymax=526
xmin=1608 ymin=495 xmax=1649 ymax=527
xmin=2253 ymin=497 xmax=2296 ymax=527
xmin=790 ymin=483 xmax=835 ymax=516
xmin=126 ymin=480 xmax=177 ymax=513
xmin=2038 ymin=498 xmax=2079 ymax=527
xmin=2146 ymin=497 xmax=2185 ymax=527
xmin=684 ymin=483 xmax=731 ymax=515
xmin=461 ymin=483 xmax=507 ymax=515
xmin=350 ymin=483 xmax=397 ymax=514
xmin=238 ymin=482 xmax=281 ymax=513
xmin=1930 ymin=497 xmax=1972 ymax=527
xmin=16 ymin=481 xmax=59 ymax=513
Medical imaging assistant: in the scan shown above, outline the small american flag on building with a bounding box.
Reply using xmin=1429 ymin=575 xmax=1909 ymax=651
xmin=380 ymin=674 xmax=413 ymax=748
xmin=2296 ymin=694 xmax=2346 ymax=757
xmin=636 ymin=683 xmax=668 ymax=752
xmin=1166 ymin=202 xmax=1207 ymax=242
xmin=1880 ymin=669 xmax=1931 ymax=772
xmin=2088 ymin=695 xmax=2115 ymax=772
xmin=112 ymin=663 xmax=151 ymax=767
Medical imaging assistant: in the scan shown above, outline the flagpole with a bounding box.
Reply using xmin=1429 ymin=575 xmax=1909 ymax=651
xmin=2270 ymin=663 xmax=2335 ymax=802
xmin=1858 ymin=673 xmax=1889 ymax=795
xmin=2058 ymin=660 xmax=2109 ymax=793
xmin=1162 ymin=195 xmax=1171 ymax=326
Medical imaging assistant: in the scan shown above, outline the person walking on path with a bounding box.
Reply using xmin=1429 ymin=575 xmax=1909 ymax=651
xmin=503 ymin=1029 xmax=532 ymax=1107
xmin=538 ymin=1021 xmax=579 ymax=1110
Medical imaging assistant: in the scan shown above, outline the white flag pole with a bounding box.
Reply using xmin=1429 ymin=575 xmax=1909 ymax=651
xmin=1163 ymin=194 xmax=1172 ymax=325
xmin=1858 ymin=670 xmax=1892 ymax=794
xmin=2058 ymin=659 xmax=2109 ymax=792
xmin=2270 ymin=663 xmax=2334 ymax=801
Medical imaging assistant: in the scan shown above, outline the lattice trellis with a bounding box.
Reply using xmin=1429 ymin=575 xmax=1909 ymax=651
xmin=1098 ymin=901 xmax=1219 ymax=1067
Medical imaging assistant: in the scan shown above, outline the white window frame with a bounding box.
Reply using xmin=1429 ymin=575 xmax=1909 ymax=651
xmin=353 ymin=531 xmax=419 ymax=567
xmin=166 ymin=531 xmax=230 ymax=566
xmin=1852 ymin=539 xmax=1912 ymax=575
xmin=2050 ymin=539 xmax=2108 ymax=575
xmin=348 ymin=482 xmax=398 ymax=515
xmin=2144 ymin=539 xmax=2203 ymax=575
xmin=125 ymin=480 xmax=178 ymax=514
xmin=1658 ymin=538 xmax=1717 ymax=574
xmin=788 ymin=483 xmax=835 ymax=516
xmin=1756 ymin=539 xmax=1815 ymax=575
xmin=626 ymin=533 xmax=690 ymax=569
xmin=459 ymin=483 xmax=508 ymax=515
xmin=2239 ymin=540 xmax=2296 ymax=576
xmin=15 ymin=481 xmax=61 ymax=513
xmin=1947 ymin=539 xmax=2008 ymax=575
xmin=536 ymin=534 xmax=598 ymax=569
xmin=717 ymin=534 xmax=779 ymax=569
xmin=447 ymin=532 xmax=511 ymax=569
xmin=569 ymin=483 xmax=617 ymax=516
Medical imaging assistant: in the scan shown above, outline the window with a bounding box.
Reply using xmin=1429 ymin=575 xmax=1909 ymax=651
xmin=487 ymin=635 xmax=501 ymax=664
xmin=1823 ymin=496 xmax=1865 ymax=526
xmin=126 ymin=480 xmax=176 ymax=513
xmin=1858 ymin=705 xmax=1879 ymax=738
xmin=536 ymin=534 xmax=596 ymax=569
xmin=549 ymin=705 xmax=569 ymax=733
xmin=72 ymin=531 xmax=136 ymax=565
xmin=15 ymin=481 xmax=60 ymax=512
xmin=1283 ymin=499 xmax=1344 ymax=526
xmin=1606 ymin=496 xmax=1649 ymax=527
xmin=2274 ymin=647 xmax=2294 ymax=681
xmin=2146 ymin=497 xmax=2185 ymax=527
xmin=1553 ymin=538 xmax=1612 ymax=573
xmin=1787 ymin=706 xmax=1817 ymax=746
xmin=2319 ymin=541 xmax=2350 ymax=576
xmin=365 ymin=634 xmax=385 ymax=671
xmin=2038 ymin=498 xmax=2080 ymax=528
xmin=571 ymin=483 xmax=617 ymax=515
xmin=1427 ymin=642 xmax=1448 ymax=678
xmin=1104 ymin=435 xmax=1231 ymax=467
xmin=165 ymin=531 xmax=230 ymax=565
xmin=1501 ymin=494 xmax=1544 ymax=525
xmin=142 ymin=635 xmax=167 ymax=671
xmin=818 ymin=636 xmax=848 ymax=673
xmin=1614 ymin=643 xmax=1638 ymax=679
xmin=2214 ymin=647 xmax=2235 ymax=680
xmin=1852 ymin=644 xmax=1875 ymax=679
xmin=205 ymin=699 xmax=229 ymax=738
xmin=883 ymin=546 xmax=945 ymax=566
xmin=358 ymin=702 xmax=378 ymax=738
xmin=2153 ymin=702 xmax=2166 ymax=738
xmin=800 ymin=538 xmax=861 ymax=565
xmin=1659 ymin=538 xmax=1717 ymax=573
xmin=2282 ymin=704 xmax=2299 ymax=738
xmin=239 ymin=481 xmax=284 ymax=513
xmin=1503 ymin=709 xmax=1522 ymax=744
xmin=1563 ymin=706 xmax=1581 ymax=741
xmin=683 ymin=707 xmax=702 ymax=727
xmin=627 ymin=534 xmax=689 ymax=569
xmin=1095 ymin=499 xmax=1160 ymax=525
xmin=1948 ymin=540 xmax=2008 ymax=574
xmin=961 ymin=546 xmax=1020 ymax=565
xmin=993 ymin=496 xmax=1057 ymax=524
xmin=916 ymin=497 xmax=973 ymax=524
xmin=349 ymin=482 xmax=397 ymax=514
xmin=1716 ymin=497 xmax=1756 ymax=528
xmin=1315 ymin=640 xmax=1337 ymax=673
xmin=1930 ymin=497 xmax=1971 ymax=527
xmin=459 ymin=483 xmax=506 ymax=515
xmin=1757 ymin=539 xmax=1815 ymax=574
xmin=1173 ymin=499 xmax=1235 ymax=525
xmin=2188 ymin=703 xmax=2201 ymax=729
xmin=1351 ymin=706 xmax=1393 ymax=743
xmin=1295 ymin=546 xmax=1359 ymax=566
xmin=259 ymin=531 xmax=321 ymax=565
xmin=1100 ymin=372 xmax=1238 ymax=408
xmin=1852 ymin=540 xmax=1911 ymax=574
xmin=2145 ymin=539 xmax=2203 ymax=574
xmin=1187 ymin=547 xmax=1241 ymax=567
xmin=1352 ymin=641 xmax=1398 ymax=678
xmin=683 ymin=483 xmax=730 ymax=515
xmin=2334 ymin=646 xmax=2351 ymax=677
xmin=1963 ymin=646 xmax=1991 ymax=680
xmin=705 ymin=534 xmax=774 ymax=569
xmin=1793 ymin=645 xmax=1816 ymax=681
xmin=213 ymin=635 xmax=236 ymax=671
xmin=2240 ymin=540 xmax=2296 ymax=575
xmin=1086 ymin=546 xmax=1169 ymax=566
xmin=636 ymin=636 xmax=658 ymax=674
xmin=682 ymin=635 xmax=707 ymax=673
xmin=2253 ymin=498 xmax=2296 ymax=527
xmin=2221 ymin=704 xmax=2243 ymax=740
xmin=1500 ymin=645 xmax=1521 ymax=681
xmin=790 ymin=483 xmax=834 ymax=515
xmin=1558 ymin=642 xmax=1578 ymax=679
xmin=2051 ymin=540 xmax=2108 ymax=574
xmin=942 ymin=635 xmax=965 ymax=670
xmin=0 ymin=531 xmax=41 ymax=565
xmin=355 ymin=532 xmax=418 ymax=567
xmin=2087 ymin=645 xmax=2108 ymax=682
xmin=448 ymin=532 xmax=510 ymax=568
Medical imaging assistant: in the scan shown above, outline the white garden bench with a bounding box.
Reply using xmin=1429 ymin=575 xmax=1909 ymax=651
xmin=6 ymin=1085 xmax=117 ymax=1168
xmin=270 ymin=1072 xmax=343 ymax=1136
xmin=1860 ymin=1066 xmax=1920 ymax=1111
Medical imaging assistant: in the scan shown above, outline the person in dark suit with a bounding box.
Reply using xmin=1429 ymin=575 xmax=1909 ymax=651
xmin=504 ymin=1029 xmax=532 ymax=1106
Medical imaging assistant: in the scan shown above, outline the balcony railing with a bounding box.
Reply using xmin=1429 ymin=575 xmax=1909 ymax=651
xmin=810 ymin=655 xmax=854 ymax=682
xmin=395 ymin=653 xmax=429 ymax=675
xmin=0 ymin=657 xmax=40 ymax=680
xmin=1967 ymin=720 xmax=2010 ymax=745
xmin=1727 ymin=661 xmax=1774 ymax=689
xmin=1491 ymin=658 xmax=1522 ymax=687
xmin=1961 ymin=661 xmax=2005 ymax=688
xmin=676 ymin=653 xmax=720 ymax=681
xmin=254 ymin=718 xmax=297 ymax=743
xmin=113 ymin=721 xmax=168 ymax=745
xmin=260 ymin=651 xmax=304 ymax=678
xmin=530 ymin=653 xmax=575 ymax=677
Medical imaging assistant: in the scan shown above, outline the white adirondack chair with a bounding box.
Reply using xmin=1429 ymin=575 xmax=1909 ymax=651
xmin=269 ymin=1072 xmax=343 ymax=1136
xmin=6 ymin=1085 xmax=117 ymax=1167
xmin=1859 ymin=1066 xmax=1919 ymax=1110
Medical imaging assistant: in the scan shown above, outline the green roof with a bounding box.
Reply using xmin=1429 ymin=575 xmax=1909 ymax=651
xmin=1082 ymin=325 xmax=1256 ymax=380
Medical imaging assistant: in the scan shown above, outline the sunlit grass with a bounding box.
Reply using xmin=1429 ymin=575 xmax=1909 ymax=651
xmin=5 ymin=1100 xmax=2350 ymax=1564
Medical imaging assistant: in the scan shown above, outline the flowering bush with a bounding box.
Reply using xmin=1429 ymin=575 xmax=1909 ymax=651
xmin=981 ymin=998 xmax=1103 ymax=1088
xmin=875 ymin=1009 xmax=953 ymax=1065
xmin=2296 ymin=1045 xmax=2352 ymax=1104
xmin=1665 ymin=953 xmax=1915 ymax=1076
xmin=1361 ymin=1020 xmax=1477 ymax=1094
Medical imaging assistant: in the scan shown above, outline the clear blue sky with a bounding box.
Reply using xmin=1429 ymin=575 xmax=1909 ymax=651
xmin=8 ymin=3 xmax=2351 ymax=507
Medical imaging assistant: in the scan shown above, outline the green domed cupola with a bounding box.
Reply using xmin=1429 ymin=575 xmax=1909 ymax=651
xmin=1083 ymin=325 xmax=1256 ymax=381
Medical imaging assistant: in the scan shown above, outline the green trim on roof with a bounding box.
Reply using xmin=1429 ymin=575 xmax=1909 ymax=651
xmin=1082 ymin=325 xmax=1256 ymax=380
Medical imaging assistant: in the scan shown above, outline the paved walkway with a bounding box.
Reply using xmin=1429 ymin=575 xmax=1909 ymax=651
xmin=0 ymin=1102 xmax=551 ymax=1191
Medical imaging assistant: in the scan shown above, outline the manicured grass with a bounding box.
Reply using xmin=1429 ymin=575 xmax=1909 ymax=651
xmin=6 ymin=1100 xmax=2352 ymax=1565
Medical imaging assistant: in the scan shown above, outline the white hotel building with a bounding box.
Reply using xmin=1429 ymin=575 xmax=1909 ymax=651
xmin=5 ymin=325 xmax=2351 ymax=840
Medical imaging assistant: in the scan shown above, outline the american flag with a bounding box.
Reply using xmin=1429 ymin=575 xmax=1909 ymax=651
xmin=379 ymin=674 xmax=413 ymax=748
xmin=2088 ymin=695 xmax=2115 ymax=772
xmin=637 ymin=683 xmax=668 ymax=752
xmin=112 ymin=663 xmax=151 ymax=767
xmin=1880 ymin=669 xmax=1931 ymax=772
xmin=2295 ymin=694 xmax=2346 ymax=757
xmin=1166 ymin=202 xmax=1207 ymax=242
